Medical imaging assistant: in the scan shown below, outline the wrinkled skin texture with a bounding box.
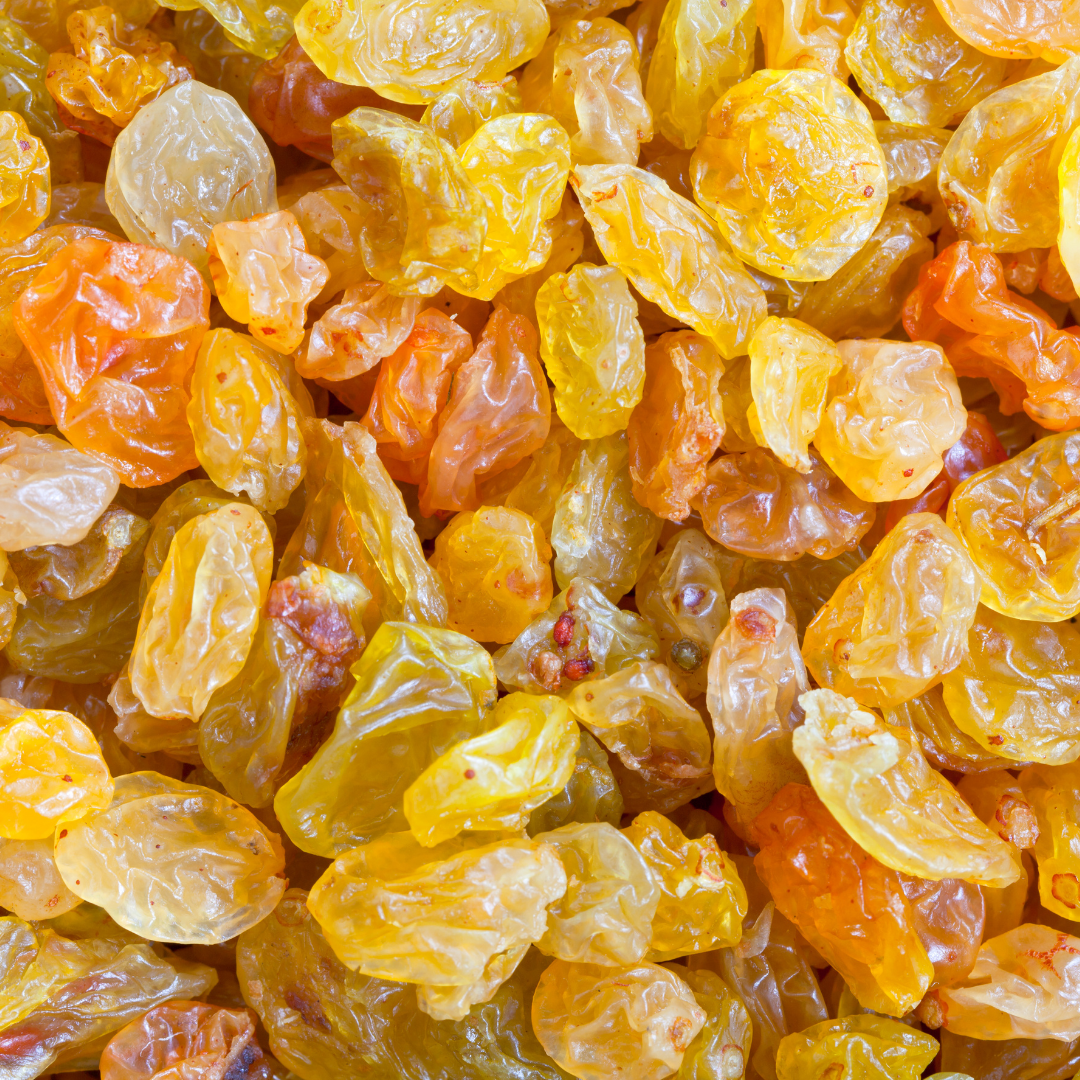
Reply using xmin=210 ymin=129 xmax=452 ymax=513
xmin=0 ymin=914 xmax=217 ymax=1080
xmin=930 ymin=0 xmax=1080 ymax=65
xmin=454 ymin=112 xmax=572 ymax=299
xmin=536 ymin=262 xmax=645 ymax=440
xmin=693 ymin=448 xmax=876 ymax=562
xmin=645 ymin=0 xmax=753 ymax=151
xmin=0 ymin=836 xmax=81 ymax=919
xmin=691 ymin=69 xmax=887 ymax=281
xmin=1019 ymin=763 xmax=1080 ymax=921
xmin=5 ymin=508 xmax=147 ymax=683
xmin=531 ymin=959 xmax=706 ymax=1080
xmin=883 ymin=410 xmax=1009 ymax=532
xmin=187 ymin=330 xmax=309 ymax=513
xmin=306 ymin=833 xmax=566 ymax=993
xmin=0 ymin=225 xmax=118 ymax=427
xmin=45 ymin=7 xmax=193 ymax=141
xmin=0 ymin=13 xmax=82 ymax=184
xmin=672 ymin=966 xmax=752 ymax=1080
xmin=207 ymin=211 xmax=329 ymax=355
xmin=0 ymin=111 xmax=48 ymax=242
xmin=695 ymin=856 xmax=829 ymax=1080
xmin=520 ymin=18 xmax=651 ymax=167
xmin=281 ymin=419 xmax=448 ymax=628
xmin=105 ymin=81 xmax=277 ymax=280
xmin=13 ymin=236 xmax=209 ymax=487
xmin=565 ymin=660 xmax=712 ymax=813
xmin=494 ymin=575 xmax=660 ymax=696
xmin=0 ymin=700 xmax=112 ymax=838
xmin=329 ymin=109 xmax=483 ymax=296
xmin=551 ymin=433 xmax=662 ymax=602
xmin=138 ymin=480 xmax=251 ymax=606
xmin=430 ymin=505 xmax=553 ymax=643
xmin=301 ymin=282 xmax=424 ymax=383
xmin=360 ymin=308 xmax=473 ymax=483
xmin=900 ymin=873 xmax=985 ymax=990
xmin=572 ymin=163 xmax=766 ymax=359
xmin=751 ymin=784 xmax=935 ymax=1017
xmin=9 ymin=503 xmax=147 ymax=601
xmin=628 ymin=330 xmax=725 ymax=522
xmin=748 ymin=316 xmax=840 ymax=474
xmin=404 ymin=692 xmax=578 ymax=845
xmin=1059 ymin=125 xmax=1080 ymax=296
xmin=420 ymin=75 xmax=520 ymax=148
xmin=844 ymin=0 xmax=1017 ymax=127
xmin=423 ymin=305 xmax=551 ymax=515
xmin=775 ymin=1015 xmax=939 ymax=1080
xmin=532 ymin=821 xmax=658 ymax=966
xmin=935 ymin=924 xmax=1080 ymax=1041
xmin=0 ymin=424 xmax=118 ymax=550
xmin=285 ymin=181 xmax=370 ymax=302
xmin=903 ymin=242 xmax=1080 ymax=431
xmin=938 ymin=1029 xmax=1080 ymax=1079
xmin=792 ymin=688 xmax=1022 ymax=887
xmin=129 ymin=503 xmax=273 ymax=722
xmin=788 ymin=205 xmax=935 ymax=341
xmin=528 ymin=729 xmax=624 ymax=836
xmin=814 ymin=338 xmax=967 ymax=503
xmin=941 ymin=606 xmax=1080 ymax=765
xmin=801 ymin=513 xmax=980 ymax=709
xmin=479 ymin=415 xmax=583 ymax=537
xmin=945 ymin=431 xmax=1080 ymax=621
xmin=198 ymin=562 xmax=369 ymax=808
xmin=294 ymin=0 xmax=550 ymax=104
xmin=623 ymin=811 xmax=746 ymax=961
xmin=635 ymin=528 xmax=729 ymax=698
xmin=274 ymin=622 xmax=496 ymax=856
xmin=938 ymin=58 xmax=1080 ymax=252
xmin=885 ymin=686 xmax=1030 ymax=775
xmin=238 ymin=890 xmax=568 ymax=1080
xmin=249 ymin=36 xmax=402 ymax=162
xmin=157 ymin=0 xmax=304 ymax=58
xmin=756 ymin=0 xmax=858 ymax=78
xmin=53 ymin=771 xmax=286 ymax=944
xmin=99 ymin=1001 xmax=273 ymax=1080
xmin=708 ymin=588 xmax=808 ymax=833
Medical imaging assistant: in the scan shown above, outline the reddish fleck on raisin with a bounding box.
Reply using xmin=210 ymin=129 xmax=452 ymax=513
xmin=552 ymin=612 xmax=575 ymax=648
xmin=562 ymin=656 xmax=595 ymax=681
xmin=734 ymin=607 xmax=777 ymax=642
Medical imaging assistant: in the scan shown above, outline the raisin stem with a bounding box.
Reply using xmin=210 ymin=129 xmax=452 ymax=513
xmin=1025 ymin=485 xmax=1080 ymax=542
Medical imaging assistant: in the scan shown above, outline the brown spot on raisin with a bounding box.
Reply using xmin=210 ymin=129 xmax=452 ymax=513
xmin=284 ymin=988 xmax=332 ymax=1032
xmin=734 ymin=607 xmax=777 ymax=642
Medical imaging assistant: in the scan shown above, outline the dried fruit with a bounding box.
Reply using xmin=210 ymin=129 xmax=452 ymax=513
xmin=53 ymin=771 xmax=286 ymax=943
xmin=802 ymin=513 xmax=980 ymax=709
xmin=708 ymin=587 xmax=808 ymax=833
xmin=404 ymin=691 xmax=579 ymax=845
xmin=691 ymin=69 xmax=888 ymax=281
xmin=294 ymin=0 xmax=551 ymax=104
xmin=207 ymin=211 xmax=329 ymax=354
xmin=627 ymin=330 xmax=725 ymax=522
xmin=792 ymin=688 xmax=1022 ymax=887
xmin=430 ymin=505 xmax=553 ymax=643
xmin=536 ymin=262 xmax=646 ymax=440
xmin=13 ymin=236 xmax=209 ymax=487
xmin=531 ymin=959 xmax=706 ymax=1080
